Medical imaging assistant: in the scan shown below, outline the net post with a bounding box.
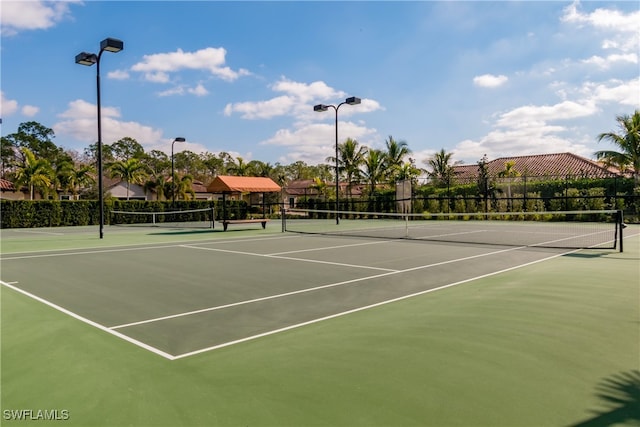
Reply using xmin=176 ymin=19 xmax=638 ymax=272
xmin=618 ymin=210 xmax=624 ymax=253
xmin=281 ymin=202 xmax=286 ymax=232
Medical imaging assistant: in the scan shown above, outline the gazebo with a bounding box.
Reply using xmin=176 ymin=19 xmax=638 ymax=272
xmin=206 ymin=176 xmax=281 ymax=230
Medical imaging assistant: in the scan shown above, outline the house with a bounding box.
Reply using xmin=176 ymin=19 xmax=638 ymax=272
xmin=104 ymin=177 xmax=149 ymax=200
xmin=283 ymin=179 xmax=364 ymax=208
xmin=192 ymin=180 xmax=216 ymax=201
xmin=451 ymin=152 xmax=619 ymax=181
xmin=0 ymin=178 xmax=22 ymax=200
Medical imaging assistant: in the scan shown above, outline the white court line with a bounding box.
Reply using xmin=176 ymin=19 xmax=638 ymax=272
xmin=110 ymin=244 xmax=523 ymax=330
xmin=171 ymin=249 xmax=577 ymax=360
xmin=9 ymin=229 xmax=65 ymax=236
xmin=0 ymin=280 xmax=175 ymax=360
xmin=0 ymin=234 xmax=300 ymax=261
xmin=180 ymin=244 xmax=397 ymax=272
xmin=268 ymin=239 xmax=390 ymax=256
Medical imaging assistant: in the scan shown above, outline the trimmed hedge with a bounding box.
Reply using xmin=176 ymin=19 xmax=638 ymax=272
xmin=0 ymin=200 xmax=249 ymax=229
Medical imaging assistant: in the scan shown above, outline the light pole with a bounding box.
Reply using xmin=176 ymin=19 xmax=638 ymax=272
xmin=313 ymin=96 xmax=361 ymax=225
xmin=171 ymin=137 xmax=186 ymax=207
xmin=76 ymin=38 xmax=124 ymax=239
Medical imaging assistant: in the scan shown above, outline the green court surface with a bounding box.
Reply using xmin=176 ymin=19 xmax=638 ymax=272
xmin=1 ymin=223 xmax=639 ymax=426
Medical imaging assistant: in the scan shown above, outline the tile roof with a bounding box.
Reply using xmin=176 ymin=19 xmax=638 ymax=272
xmin=207 ymin=175 xmax=281 ymax=193
xmin=452 ymin=153 xmax=619 ymax=180
xmin=0 ymin=178 xmax=16 ymax=191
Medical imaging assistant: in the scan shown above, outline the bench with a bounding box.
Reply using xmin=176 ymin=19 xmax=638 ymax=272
xmin=220 ymin=219 xmax=270 ymax=231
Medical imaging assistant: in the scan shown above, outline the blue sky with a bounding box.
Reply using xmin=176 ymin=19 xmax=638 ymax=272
xmin=1 ymin=1 xmax=638 ymax=170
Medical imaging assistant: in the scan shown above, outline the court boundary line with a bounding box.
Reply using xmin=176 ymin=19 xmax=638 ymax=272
xmin=0 ymin=234 xmax=300 ymax=261
xmin=0 ymin=280 xmax=175 ymax=360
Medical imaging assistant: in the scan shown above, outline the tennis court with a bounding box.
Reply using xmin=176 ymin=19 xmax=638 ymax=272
xmin=1 ymin=214 xmax=639 ymax=426
xmin=0 ymin=210 xmax=630 ymax=360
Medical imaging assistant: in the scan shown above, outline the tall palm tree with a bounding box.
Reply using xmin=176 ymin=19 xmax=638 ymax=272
xmin=595 ymin=110 xmax=640 ymax=184
xmin=143 ymin=175 xmax=168 ymax=201
xmin=107 ymin=158 xmax=149 ymax=200
xmin=14 ymin=147 xmax=53 ymax=200
xmin=361 ymin=149 xmax=386 ymax=196
xmin=383 ymin=135 xmax=411 ymax=183
xmin=67 ymin=165 xmax=95 ymax=198
xmin=327 ymin=138 xmax=366 ymax=199
xmin=426 ymin=149 xmax=456 ymax=188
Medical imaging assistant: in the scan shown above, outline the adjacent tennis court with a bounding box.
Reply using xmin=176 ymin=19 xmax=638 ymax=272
xmin=1 ymin=214 xmax=639 ymax=426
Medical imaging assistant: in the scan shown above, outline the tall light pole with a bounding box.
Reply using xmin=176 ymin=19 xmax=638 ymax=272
xmin=313 ymin=96 xmax=361 ymax=225
xmin=171 ymin=137 xmax=186 ymax=207
xmin=76 ymin=38 xmax=124 ymax=239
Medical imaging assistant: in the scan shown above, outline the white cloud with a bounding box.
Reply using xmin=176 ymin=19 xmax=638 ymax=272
xmin=496 ymin=100 xmax=597 ymax=127
xmin=21 ymin=105 xmax=39 ymax=117
xmin=0 ymin=0 xmax=80 ymax=36
xmin=225 ymin=77 xmax=382 ymax=121
xmin=54 ymin=99 xmax=163 ymax=147
xmin=561 ymin=1 xmax=640 ymax=53
xmin=107 ymin=70 xmax=130 ymax=80
xmin=261 ymin=121 xmax=377 ymax=165
xmin=582 ymin=53 xmax=638 ymax=69
xmin=1 ymin=92 xmax=19 ymax=116
xmin=131 ymin=47 xmax=250 ymax=83
xmin=188 ymin=84 xmax=209 ymax=97
xmin=561 ymin=1 xmax=640 ymax=33
xmin=473 ymin=74 xmax=508 ymax=88
xmin=158 ymin=84 xmax=209 ymax=97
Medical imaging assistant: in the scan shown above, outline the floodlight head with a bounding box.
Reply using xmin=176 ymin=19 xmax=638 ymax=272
xmin=345 ymin=96 xmax=361 ymax=105
xmin=174 ymin=137 xmax=186 ymax=142
xmin=314 ymin=104 xmax=329 ymax=112
xmin=100 ymin=38 xmax=124 ymax=53
xmin=75 ymin=52 xmax=97 ymax=66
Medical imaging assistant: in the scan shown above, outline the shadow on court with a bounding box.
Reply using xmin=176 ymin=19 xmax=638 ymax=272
xmin=569 ymin=370 xmax=640 ymax=426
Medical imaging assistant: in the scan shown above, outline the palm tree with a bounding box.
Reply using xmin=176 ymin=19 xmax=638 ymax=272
xmin=107 ymin=158 xmax=149 ymax=200
xmin=143 ymin=175 xmax=168 ymax=201
xmin=68 ymin=165 xmax=95 ymax=198
xmin=361 ymin=149 xmax=386 ymax=197
xmin=426 ymin=149 xmax=456 ymax=188
xmin=227 ymin=156 xmax=251 ymax=176
xmin=595 ymin=110 xmax=640 ymax=184
xmin=497 ymin=161 xmax=521 ymax=209
xmin=327 ymin=138 xmax=366 ymax=199
xmin=14 ymin=147 xmax=53 ymax=200
xmin=174 ymin=174 xmax=195 ymax=201
xmin=383 ymin=135 xmax=411 ymax=183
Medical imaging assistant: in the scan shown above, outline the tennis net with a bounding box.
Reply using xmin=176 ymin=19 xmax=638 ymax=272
xmin=110 ymin=207 xmax=215 ymax=229
xmin=283 ymin=208 xmax=624 ymax=251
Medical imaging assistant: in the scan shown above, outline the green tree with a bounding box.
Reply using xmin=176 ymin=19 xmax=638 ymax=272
xmin=107 ymin=158 xmax=149 ymax=200
xmin=595 ymin=110 xmax=640 ymax=184
xmin=426 ymin=149 xmax=456 ymax=188
xmin=14 ymin=147 xmax=53 ymax=200
xmin=383 ymin=135 xmax=411 ymax=183
xmin=497 ymin=160 xmax=521 ymax=206
xmin=361 ymin=149 xmax=386 ymax=196
xmin=67 ymin=165 xmax=96 ymax=197
xmin=108 ymin=137 xmax=145 ymax=161
xmin=174 ymin=174 xmax=195 ymax=201
xmin=227 ymin=156 xmax=251 ymax=176
xmin=327 ymin=138 xmax=366 ymax=199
